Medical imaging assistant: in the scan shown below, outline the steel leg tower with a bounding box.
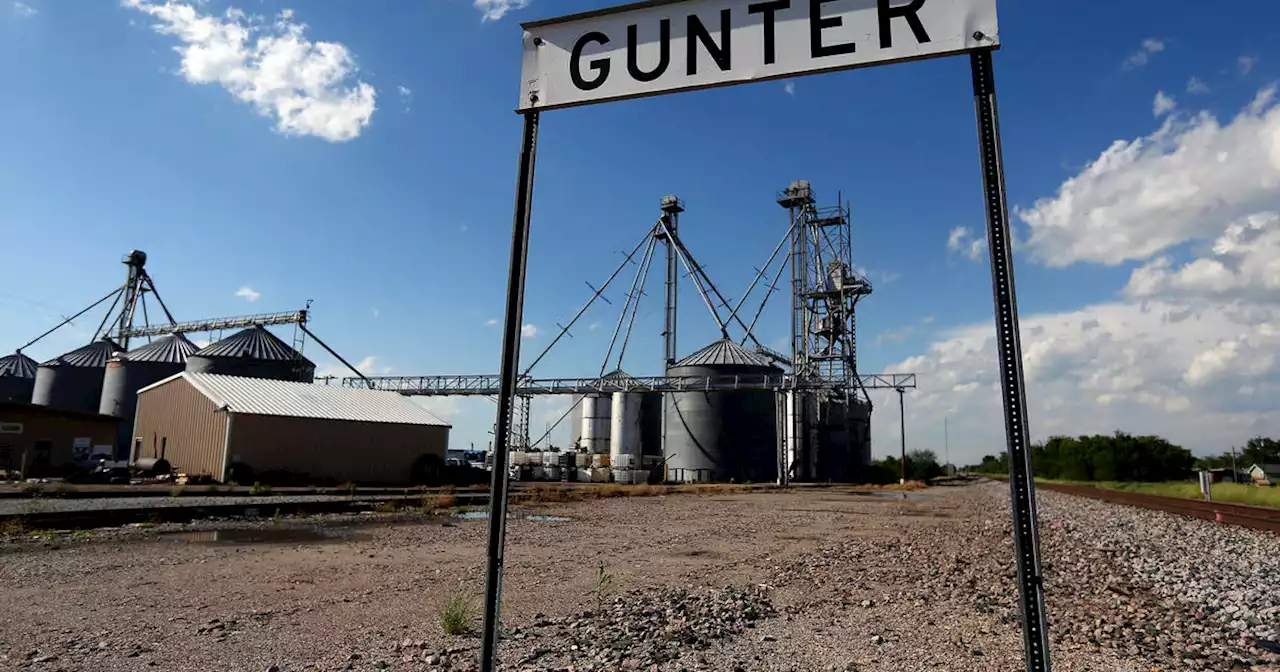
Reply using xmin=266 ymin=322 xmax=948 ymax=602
xmin=777 ymin=181 xmax=874 ymax=482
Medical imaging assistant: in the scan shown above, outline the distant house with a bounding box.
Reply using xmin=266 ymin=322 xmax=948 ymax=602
xmin=1246 ymin=464 xmax=1280 ymax=486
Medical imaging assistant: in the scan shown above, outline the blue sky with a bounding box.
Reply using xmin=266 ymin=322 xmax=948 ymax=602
xmin=3 ymin=0 xmax=1279 ymax=464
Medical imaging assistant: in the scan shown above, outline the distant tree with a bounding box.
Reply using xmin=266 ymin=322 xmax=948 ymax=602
xmin=1242 ymin=437 xmax=1280 ymax=466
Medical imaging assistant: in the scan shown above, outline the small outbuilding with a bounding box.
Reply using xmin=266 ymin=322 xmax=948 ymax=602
xmin=0 ymin=402 xmax=120 ymax=478
xmin=1247 ymin=463 xmax=1280 ymax=486
xmin=133 ymin=372 xmax=450 ymax=485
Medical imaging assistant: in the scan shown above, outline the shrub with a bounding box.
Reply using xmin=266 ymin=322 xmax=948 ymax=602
xmin=249 ymin=482 xmax=273 ymax=496
xmin=439 ymin=589 xmax=475 ymax=636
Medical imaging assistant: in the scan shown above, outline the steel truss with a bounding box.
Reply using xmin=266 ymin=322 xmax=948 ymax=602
xmin=343 ymin=372 xmax=916 ymax=396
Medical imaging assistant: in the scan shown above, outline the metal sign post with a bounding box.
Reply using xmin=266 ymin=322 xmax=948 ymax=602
xmin=483 ymin=2 xmax=1049 ymax=670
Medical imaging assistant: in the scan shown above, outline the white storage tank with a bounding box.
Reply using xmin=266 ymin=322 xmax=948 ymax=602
xmin=610 ymin=391 xmax=642 ymax=468
xmin=580 ymin=394 xmax=611 ymax=455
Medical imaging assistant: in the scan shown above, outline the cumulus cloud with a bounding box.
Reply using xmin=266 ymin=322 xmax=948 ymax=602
xmin=1186 ymin=77 xmax=1210 ymax=95
xmin=521 ymin=324 xmax=538 ymax=339
xmin=474 ymin=0 xmax=529 ymax=22
xmin=1016 ymin=85 xmax=1280 ymax=268
xmin=1121 ymin=38 xmax=1165 ymax=70
xmin=880 ymin=87 xmax=1280 ymax=465
xmin=124 ymin=1 xmax=376 ymax=142
xmin=1152 ymin=91 xmax=1176 ymax=117
xmin=234 ymin=286 xmax=261 ymax=302
xmin=946 ymin=226 xmax=985 ymax=261
xmin=876 ymin=326 xmax=913 ymax=346
xmin=13 ymin=1 xmax=36 ymax=18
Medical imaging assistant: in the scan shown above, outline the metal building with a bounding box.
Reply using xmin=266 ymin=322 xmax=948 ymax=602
xmin=0 ymin=402 xmax=120 ymax=478
xmin=99 ymin=333 xmax=198 ymax=458
xmin=0 ymin=352 xmax=38 ymax=403
xmin=663 ymin=338 xmax=781 ymax=483
xmin=32 ymin=338 xmax=122 ymax=413
xmin=133 ymin=372 xmax=449 ymax=484
xmin=186 ymin=325 xmax=315 ymax=383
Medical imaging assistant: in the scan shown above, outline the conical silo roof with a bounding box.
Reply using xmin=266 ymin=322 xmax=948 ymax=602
xmin=123 ymin=333 xmax=198 ymax=363
xmin=194 ymin=325 xmax=313 ymax=365
xmin=674 ymin=338 xmax=775 ymax=368
xmin=0 ymin=352 xmax=37 ymax=378
xmin=40 ymin=338 xmax=122 ymax=368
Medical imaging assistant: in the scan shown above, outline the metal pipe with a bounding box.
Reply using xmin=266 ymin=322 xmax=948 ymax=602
xmin=480 ymin=109 xmax=539 ymax=672
xmin=672 ymin=235 xmax=764 ymax=347
xmin=299 ymin=325 xmax=371 ymax=388
xmin=658 ymin=219 xmax=724 ymax=334
xmin=92 ymin=289 xmax=127 ymax=343
xmin=18 ymin=286 xmax=123 ymax=353
xmin=897 ymin=387 xmax=906 ymax=484
xmin=143 ymin=274 xmax=179 ymax=325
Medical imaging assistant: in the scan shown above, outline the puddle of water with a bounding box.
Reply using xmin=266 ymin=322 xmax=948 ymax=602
xmin=454 ymin=512 xmax=572 ymax=522
xmin=159 ymin=528 xmax=340 ymax=545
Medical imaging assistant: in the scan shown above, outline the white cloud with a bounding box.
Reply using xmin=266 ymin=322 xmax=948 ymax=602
xmin=485 ymin=318 xmax=498 ymax=326
xmin=13 ymin=1 xmax=36 ymax=17
xmin=588 ymin=321 xmax=602 ymax=331
xmin=876 ymin=326 xmax=913 ymax=346
xmin=316 ymin=354 xmax=392 ymax=380
xmin=882 ymin=86 xmax=1280 ymax=465
xmin=234 ymin=286 xmax=261 ymax=302
xmin=1121 ymin=38 xmax=1165 ymax=71
xmin=921 ymin=316 xmax=936 ymax=325
xmin=473 ymin=0 xmax=529 ymax=22
xmin=521 ymin=324 xmax=538 ymax=339
xmin=1239 ymin=55 xmax=1259 ymax=76
xmin=946 ymin=226 xmax=985 ymax=262
xmin=1152 ymin=91 xmax=1176 ymax=117
xmin=1186 ymin=77 xmax=1210 ymax=95
xmin=397 ymin=85 xmax=411 ymax=112
xmin=783 ymin=81 xmax=795 ymax=96
xmin=1016 ymin=85 xmax=1280 ymax=268
xmin=124 ymin=1 xmax=376 ymax=142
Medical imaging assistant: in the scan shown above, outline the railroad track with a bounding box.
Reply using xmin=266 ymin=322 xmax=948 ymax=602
xmin=1033 ymin=481 xmax=1280 ymax=535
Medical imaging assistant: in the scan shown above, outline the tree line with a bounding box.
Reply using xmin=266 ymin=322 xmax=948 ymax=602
xmin=967 ymin=433 xmax=1280 ymax=482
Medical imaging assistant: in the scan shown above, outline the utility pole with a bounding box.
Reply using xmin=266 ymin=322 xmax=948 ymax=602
xmin=897 ymin=387 xmax=906 ymax=484
xmin=945 ymin=416 xmax=951 ymax=476
xmin=1230 ymin=445 xmax=1240 ymax=482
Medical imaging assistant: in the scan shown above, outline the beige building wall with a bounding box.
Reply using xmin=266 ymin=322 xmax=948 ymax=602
xmin=133 ymin=377 xmax=228 ymax=478
xmin=228 ymin=413 xmax=448 ymax=484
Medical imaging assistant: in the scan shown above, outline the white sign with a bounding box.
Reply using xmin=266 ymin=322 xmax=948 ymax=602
xmin=519 ymin=0 xmax=999 ymax=111
xmin=0 ymin=422 xmax=21 ymax=435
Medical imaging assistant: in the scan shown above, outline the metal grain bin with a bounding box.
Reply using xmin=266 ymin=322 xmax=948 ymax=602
xmin=0 ymin=352 xmax=38 ymax=403
xmin=100 ymin=333 xmax=198 ymax=458
xmin=186 ymin=325 xmax=315 ymax=382
xmin=32 ymin=338 xmax=122 ymax=412
xmin=663 ymin=338 xmax=781 ymax=483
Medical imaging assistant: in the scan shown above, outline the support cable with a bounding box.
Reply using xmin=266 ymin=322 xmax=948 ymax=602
xmin=523 ymin=227 xmax=656 ymax=378
xmin=92 ymin=288 xmax=127 ymax=343
xmin=299 ymin=325 xmax=371 ymax=388
xmin=614 ymin=234 xmax=659 ymax=371
xmin=657 ymin=219 xmax=725 ymax=336
xmin=672 ymin=234 xmax=764 ymax=348
xmin=727 ymin=218 xmax=798 ymax=327
xmin=601 ymin=232 xmax=658 ymax=376
xmin=742 ymin=254 xmax=791 ymax=347
xmin=18 ymin=286 xmax=123 ymax=352
xmin=143 ymin=274 xmax=179 ymax=326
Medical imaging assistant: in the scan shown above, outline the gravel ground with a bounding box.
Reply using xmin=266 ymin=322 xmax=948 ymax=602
xmin=0 ymin=481 xmax=1275 ymax=672
xmin=0 ymin=494 xmax=369 ymax=516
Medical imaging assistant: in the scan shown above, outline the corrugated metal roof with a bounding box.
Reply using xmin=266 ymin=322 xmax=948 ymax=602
xmin=141 ymin=372 xmax=450 ymax=427
xmin=674 ymin=338 xmax=775 ymax=368
xmin=0 ymin=352 xmax=37 ymax=378
xmin=193 ymin=326 xmax=313 ymax=365
xmin=123 ymin=333 xmax=198 ymax=363
xmin=600 ymin=369 xmax=635 ymax=381
xmin=40 ymin=338 xmax=122 ymax=368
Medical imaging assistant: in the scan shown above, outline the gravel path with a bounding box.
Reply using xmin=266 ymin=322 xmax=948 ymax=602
xmin=0 ymin=481 xmax=1275 ymax=671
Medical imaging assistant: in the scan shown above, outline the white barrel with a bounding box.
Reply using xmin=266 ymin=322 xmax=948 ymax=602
xmin=785 ymin=391 xmax=805 ymax=481
xmin=581 ymin=395 xmax=612 ymax=455
xmin=609 ymin=391 xmax=642 ymax=467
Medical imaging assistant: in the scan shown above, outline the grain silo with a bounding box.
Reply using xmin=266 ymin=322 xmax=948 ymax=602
xmin=0 ymin=352 xmax=38 ymax=403
xmin=100 ymin=333 xmax=198 ymax=457
xmin=186 ymin=326 xmax=315 ymax=382
xmin=663 ymin=338 xmax=781 ymax=483
xmin=32 ymin=338 xmax=122 ymax=412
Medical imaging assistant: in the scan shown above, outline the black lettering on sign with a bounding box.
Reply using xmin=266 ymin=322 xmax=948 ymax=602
xmin=877 ymin=0 xmax=931 ymax=49
xmin=687 ymin=9 xmax=731 ymax=76
xmin=809 ymin=0 xmax=856 ymax=58
xmin=628 ymin=20 xmax=671 ymax=82
xmin=748 ymin=0 xmax=790 ymax=65
xmin=570 ymin=32 xmax=611 ymax=90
